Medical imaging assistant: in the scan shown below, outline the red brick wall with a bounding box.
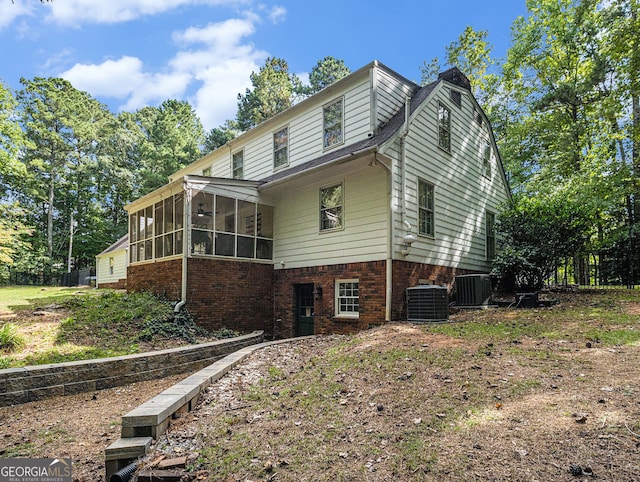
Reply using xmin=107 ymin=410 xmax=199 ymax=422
xmin=186 ymin=258 xmax=273 ymax=334
xmin=273 ymin=261 xmax=387 ymax=338
xmin=127 ymin=258 xmax=273 ymax=335
xmin=127 ymin=259 xmax=182 ymax=300
xmin=391 ymin=260 xmax=471 ymax=320
xmin=97 ymin=279 xmax=127 ymax=290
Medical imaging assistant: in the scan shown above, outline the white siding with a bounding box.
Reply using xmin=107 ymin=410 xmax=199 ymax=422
xmin=272 ymin=160 xmax=388 ymax=269
xmin=96 ymin=249 xmax=127 ymax=286
xmin=394 ymin=83 xmax=510 ymax=271
xmin=171 ymin=64 xmax=420 ymax=184
xmin=375 ymin=68 xmax=417 ymax=128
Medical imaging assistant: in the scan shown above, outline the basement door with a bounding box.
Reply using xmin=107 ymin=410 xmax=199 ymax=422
xmin=295 ymin=284 xmax=314 ymax=336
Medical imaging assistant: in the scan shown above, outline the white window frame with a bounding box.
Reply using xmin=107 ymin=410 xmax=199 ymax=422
xmin=438 ymin=103 xmax=451 ymax=152
xmin=335 ymin=279 xmax=359 ymax=319
xmin=232 ymin=149 xmax=244 ymax=179
xmin=323 ymin=97 xmax=344 ymax=150
xmin=319 ymin=182 xmax=343 ymax=232
xmin=418 ymin=179 xmax=435 ymax=237
xmin=273 ymin=126 xmax=289 ymax=170
xmin=482 ymin=141 xmax=492 ymax=179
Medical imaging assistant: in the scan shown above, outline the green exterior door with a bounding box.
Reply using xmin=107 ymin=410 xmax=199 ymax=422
xmin=295 ymin=284 xmax=315 ymax=336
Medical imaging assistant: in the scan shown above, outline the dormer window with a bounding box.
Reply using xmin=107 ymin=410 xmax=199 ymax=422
xmin=323 ymin=98 xmax=344 ymax=149
xmin=273 ymin=126 xmax=289 ymax=169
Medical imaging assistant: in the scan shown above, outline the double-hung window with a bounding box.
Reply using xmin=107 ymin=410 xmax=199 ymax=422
xmin=273 ymin=127 xmax=289 ymax=169
xmin=232 ymin=150 xmax=244 ymax=179
xmin=482 ymin=141 xmax=492 ymax=178
xmin=323 ymin=98 xmax=343 ymax=149
xmin=320 ymin=183 xmax=343 ymax=231
xmin=438 ymin=103 xmax=451 ymax=152
xmin=336 ymin=279 xmax=359 ymax=318
xmin=418 ymin=179 xmax=435 ymax=237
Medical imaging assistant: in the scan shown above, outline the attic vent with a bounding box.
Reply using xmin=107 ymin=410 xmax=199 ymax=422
xmin=450 ymin=90 xmax=462 ymax=108
xmin=406 ymin=285 xmax=449 ymax=322
xmin=474 ymin=107 xmax=483 ymax=126
xmin=454 ymin=274 xmax=492 ymax=306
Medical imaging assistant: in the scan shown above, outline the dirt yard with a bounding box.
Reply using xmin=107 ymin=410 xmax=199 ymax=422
xmin=1 ymin=290 xmax=640 ymax=481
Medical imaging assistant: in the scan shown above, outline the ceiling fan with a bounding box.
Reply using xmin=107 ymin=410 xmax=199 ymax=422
xmin=196 ymin=203 xmax=213 ymax=217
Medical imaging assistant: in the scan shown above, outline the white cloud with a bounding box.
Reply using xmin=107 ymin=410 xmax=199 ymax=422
xmin=268 ymin=5 xmax=286 ymax=23
xmin=62 ymin=56 xmax=148 ymax=97
xmin=59 ymin=13 xmax=274 ymax=129
xmin=0 ymin=1 xmax=35 ymax=30
xmin=45 ymin=0 xmax=247 ymax=26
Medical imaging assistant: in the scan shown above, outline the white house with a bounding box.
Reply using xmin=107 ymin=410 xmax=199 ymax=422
xmin=95 ymin=235 xmax=128 ymax=289
xmin=122 ymin=60 xmax=511 ymax=337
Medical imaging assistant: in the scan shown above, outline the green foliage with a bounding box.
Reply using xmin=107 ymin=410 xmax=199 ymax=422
xmin=0 ymin=323 xmax=25 ymax=352
xmin=203 ymin=119 xmax=240 ymax=152
xmin=55 ymin=290 xmax=205 ymax=348
xmin=0 ymin=80 xmax=27 ymax=197
xmin=492 ymin=193 xmax=592 ymax=289
xmin=211 ymin=327 xmax=240 ymax=339
xmin=138 ymin=304 xmax=209 ymax=344
xmin=302 ymin=56 xmax=351 ymax=96
xmin=236 ymin=57 xmax=298 ymax=131
xmin=135 ymin=99 xmax=205 ymax=194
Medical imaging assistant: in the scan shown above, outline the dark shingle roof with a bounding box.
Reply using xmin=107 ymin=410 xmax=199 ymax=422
xmin=98 ymin=234 xmax=128 ymax=256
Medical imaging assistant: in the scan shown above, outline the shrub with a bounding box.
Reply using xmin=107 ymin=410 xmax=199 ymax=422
xmin=0 ymin=323 xmax=25 ymax=352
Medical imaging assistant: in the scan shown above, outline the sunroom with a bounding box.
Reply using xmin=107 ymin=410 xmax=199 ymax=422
xmin=127 ymin=176 xmax=274 ymax=265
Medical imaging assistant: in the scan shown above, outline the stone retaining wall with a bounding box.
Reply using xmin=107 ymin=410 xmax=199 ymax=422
xmin=0 ymin=331 xmax=263 ymax=407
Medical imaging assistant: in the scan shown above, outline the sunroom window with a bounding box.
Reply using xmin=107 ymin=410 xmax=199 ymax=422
xmin=190 ymin=192 xmax=273 ymax=260
xmin=129 ymin=193 xmax=184 ymax=263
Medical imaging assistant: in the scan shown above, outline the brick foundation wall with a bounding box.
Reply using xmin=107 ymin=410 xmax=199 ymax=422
xmin=127 ymin=259 xmax=182 ymax=300
xmin=186 ymin=258 xmax=273 ymax=334
xmin=98 ymin=279 xmax=127 ymax=290
xmin=391 ymin=260 xmax=472 ymax=320
xmin=273 ymin=261 xmax=386 ymax=338
xmin=126 ymin=258 xmax=272 ymax=335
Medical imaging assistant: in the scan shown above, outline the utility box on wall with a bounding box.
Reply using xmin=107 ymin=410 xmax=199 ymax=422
xmin=406 ymin=285 xmax=449 ymax=322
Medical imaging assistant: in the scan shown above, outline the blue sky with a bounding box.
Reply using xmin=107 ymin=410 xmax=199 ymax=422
xmin=1 ymin=0 xmax=528 ymax=131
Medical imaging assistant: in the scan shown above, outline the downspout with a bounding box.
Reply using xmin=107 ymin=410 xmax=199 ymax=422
xmin=400 ymin=96 xmax=412 ymax=233
xmin=174 ymin=185 xmax=190 ymax=313
xmin=374 ymin=153 xmax=392 ymax=322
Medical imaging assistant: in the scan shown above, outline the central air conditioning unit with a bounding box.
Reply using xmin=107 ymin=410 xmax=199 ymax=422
xmin=454 ymin=274 xmax=492 ymax=306
xmin=406 ymin=285 xmax=449 ymax=322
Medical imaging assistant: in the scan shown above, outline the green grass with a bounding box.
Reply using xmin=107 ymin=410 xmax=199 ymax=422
xmin=0 ymin=323 xmax=25 ymax=351
xmin=0 ymin=285 xmax=83 ymax=312
xmin=0 ymin=286 xmax=220 ymax=368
